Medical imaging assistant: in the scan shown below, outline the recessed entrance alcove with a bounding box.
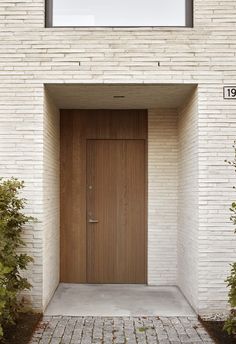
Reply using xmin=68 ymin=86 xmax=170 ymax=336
xmin=43 ymin=83 xmax=198 ymax=315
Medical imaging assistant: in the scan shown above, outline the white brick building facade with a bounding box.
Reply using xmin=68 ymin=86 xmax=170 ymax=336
xmin=0 ymin=0 xmax=236 ymax=315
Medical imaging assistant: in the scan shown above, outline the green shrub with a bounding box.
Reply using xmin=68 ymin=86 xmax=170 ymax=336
xmin=224 ymin=142 xmax=236 ymax=335
xmin=0 ymin=178 xmax=34 ymax=338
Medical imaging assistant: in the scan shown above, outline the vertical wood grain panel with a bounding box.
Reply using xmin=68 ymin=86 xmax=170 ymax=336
xmin=87 ymin=140 xmax=146 ymax=283
xmin=60 ymin=110 xmax=147 ymax=283
xmin=60 ymin=111 xmax=87 ymax=282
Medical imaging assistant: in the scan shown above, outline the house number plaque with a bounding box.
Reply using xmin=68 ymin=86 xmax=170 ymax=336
xmin=223 ymin=86 xmax=236 ymax=99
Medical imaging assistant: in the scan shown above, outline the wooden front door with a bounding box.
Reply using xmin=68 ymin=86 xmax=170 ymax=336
xmin=60 ymin=110 xmax=147 ymax=283
xmin=86 ymin=139 xmax=146 ymax=283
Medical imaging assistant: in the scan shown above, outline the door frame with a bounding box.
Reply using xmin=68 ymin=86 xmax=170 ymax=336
xmin=60 ymin=109 xmax=148 ymax=283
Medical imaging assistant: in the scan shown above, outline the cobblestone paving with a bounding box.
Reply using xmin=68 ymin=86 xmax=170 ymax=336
xmin=30 ymin=316 xmax=215 ymax=344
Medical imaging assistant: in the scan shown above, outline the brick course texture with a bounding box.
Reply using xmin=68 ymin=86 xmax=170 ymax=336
xmin=0 ymin=0 xmax=236 ymax=316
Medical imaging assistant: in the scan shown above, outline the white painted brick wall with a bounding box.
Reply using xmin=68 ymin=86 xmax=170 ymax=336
xmin=43 ymin=90 xmax=60 ymax=309
xmin=0 ymin=0 xmax=235 ymax=313
xmin=178 ymin=89 xmax=199 ymax=311
xmin=198 ymin=84 xmax=236 ymax=315
xmin=148 ymin=109 xmax=178 ymax=286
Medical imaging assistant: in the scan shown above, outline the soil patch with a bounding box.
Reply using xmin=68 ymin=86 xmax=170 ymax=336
xmin=0 ymin=312 xmax=42 ymax=344
xmin=200 ymin=319 xmax=236 ymax=344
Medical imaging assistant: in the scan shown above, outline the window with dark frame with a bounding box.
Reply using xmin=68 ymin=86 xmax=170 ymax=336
xmin=46 ymin=0 xmax=193 ymax=28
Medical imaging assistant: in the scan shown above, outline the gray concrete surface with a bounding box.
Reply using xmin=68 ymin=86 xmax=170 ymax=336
xmin=45 ymin=284 xmax=195 ymax=317
xmin=30 ymin=316 xmax=215 ymax=344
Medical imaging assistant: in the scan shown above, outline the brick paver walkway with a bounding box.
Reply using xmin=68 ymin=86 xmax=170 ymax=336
xmin=30 ymin=316 xmax=215 ymax=344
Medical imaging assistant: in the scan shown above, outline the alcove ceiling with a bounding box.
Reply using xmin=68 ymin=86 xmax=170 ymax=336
xmin=46 ymin=83 xmax=197 ymax=109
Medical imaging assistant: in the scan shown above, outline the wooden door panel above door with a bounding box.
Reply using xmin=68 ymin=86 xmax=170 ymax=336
xmin=86 ymin=139 xmax=146 ymax=283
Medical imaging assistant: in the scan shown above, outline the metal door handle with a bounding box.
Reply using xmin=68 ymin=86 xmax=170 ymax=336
xmin=88 ymin=219 xmax=99 ymax=223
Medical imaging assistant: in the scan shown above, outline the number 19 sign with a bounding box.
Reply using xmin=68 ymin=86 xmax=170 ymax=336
xmin=223 ymin=86 xmax=236 ymax=99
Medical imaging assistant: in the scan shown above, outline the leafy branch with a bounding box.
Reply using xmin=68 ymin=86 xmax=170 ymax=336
xmin=0 ymin=178 xmax=35 ymax=338
xmin=224 ymin=142 xmax=236 ymax=335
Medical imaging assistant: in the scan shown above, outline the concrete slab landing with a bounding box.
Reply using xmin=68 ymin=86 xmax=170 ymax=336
xmin=45 ymin=284 xmax=195 ymax=317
